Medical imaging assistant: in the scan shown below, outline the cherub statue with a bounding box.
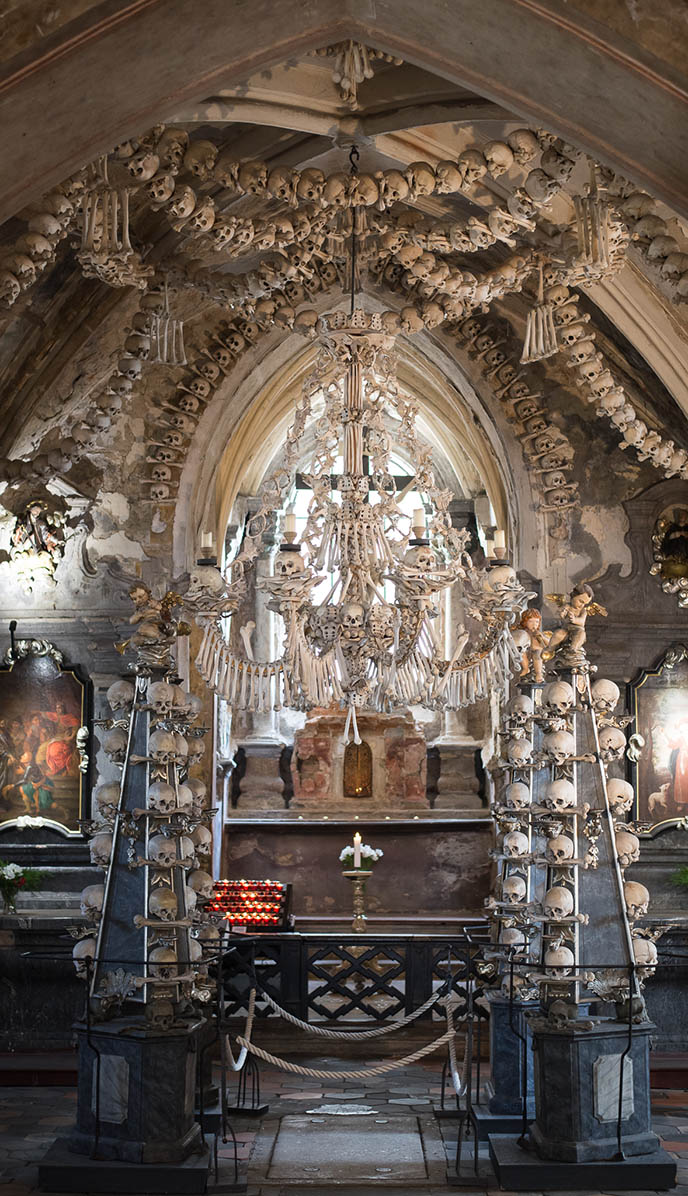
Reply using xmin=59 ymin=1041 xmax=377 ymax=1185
xmin=116 ymin=584 xmax=189 ymax=662
xmin=518 ymin=607 xmax=550 ymax=683
xmin=544 ymin=582 xmax=607 ymax=666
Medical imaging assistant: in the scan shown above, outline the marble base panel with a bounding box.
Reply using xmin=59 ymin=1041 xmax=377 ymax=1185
xmin=530 ymin=1018 xmax=660 ymax=1163
xmin=473 ymin=1106 xmax=533 ymax=1140
xmin=39 ymin=1140 xmax=210 ymax=1194
xmin=487 ymin=996 xmax=536 ymax=1117
xmin=67 ymin=1018 xmax=204 ymax=1164
xmin=489 ymin=1135 xmax=676 ymax=1191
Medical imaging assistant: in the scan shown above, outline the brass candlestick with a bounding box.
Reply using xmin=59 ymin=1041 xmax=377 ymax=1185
xmin=342 ymin=869 xmax=373 ymax=933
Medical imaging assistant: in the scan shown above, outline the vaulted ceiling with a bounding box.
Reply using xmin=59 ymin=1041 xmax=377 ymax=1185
xmin=1 ymin=1 xmax=687 ymax=586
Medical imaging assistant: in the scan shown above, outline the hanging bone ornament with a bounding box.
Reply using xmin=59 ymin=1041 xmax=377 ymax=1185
xmin=624 ymin=881 xmax=650 ymax=919
xmin=543 ymin=886 xmax=575 ymax=919
xmin=606 ymin=778 xmax=634 ymax=815
xmin=504 ymin=781 xmax=532 ymax=810
xmin=616 ymin=829 xmax=640 ymax=868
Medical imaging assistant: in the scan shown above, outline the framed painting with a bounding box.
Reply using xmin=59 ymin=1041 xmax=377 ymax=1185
xmin=628 ymin=643 xmax=688 ymax=832
xmin=0 ymin=639 xmax=91 ymax=836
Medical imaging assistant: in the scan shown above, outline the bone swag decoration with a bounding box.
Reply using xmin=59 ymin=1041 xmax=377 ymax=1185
xmin=193 ymin=310 xmax=530 ymax=736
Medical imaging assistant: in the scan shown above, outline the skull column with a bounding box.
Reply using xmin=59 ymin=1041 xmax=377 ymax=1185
xmin=53 ymin=593 xmax=216 ymax=1181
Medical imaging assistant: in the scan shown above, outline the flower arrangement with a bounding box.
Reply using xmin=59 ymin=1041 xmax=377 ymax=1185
xmin=0 ymin=861 xmax=44 ymax=911
xmin=339 ymin=844 xmax=383 ymax=870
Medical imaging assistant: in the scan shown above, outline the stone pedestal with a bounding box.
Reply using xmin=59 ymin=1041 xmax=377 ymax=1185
xmin=236 ymin=740 xmax=285 ymax=809
xmin=489 ymin=996 xmax=536 ymax=1116
xmin=529 ymin=1018 xmax=659 ymax=1162
xmin=432 ymin=744 xmax=482 ymax=811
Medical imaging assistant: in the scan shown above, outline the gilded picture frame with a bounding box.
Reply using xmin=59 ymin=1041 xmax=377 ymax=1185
xmin=627 ymin=643 xmax=688 ymax=833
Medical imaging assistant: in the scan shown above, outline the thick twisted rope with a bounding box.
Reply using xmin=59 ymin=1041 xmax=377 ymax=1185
xmin=445 ymin=996 xmax=471 ymax=1099
xmin=223 ymin=987 xmax=256 ymax=1072
xmin=235 ymin=1012 xmax=457 ymax=1080
xmin=256 ymin=984 xmax=446 ymax=1038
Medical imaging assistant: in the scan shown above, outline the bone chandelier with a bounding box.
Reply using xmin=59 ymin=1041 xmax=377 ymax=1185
xmin=194 ymin=307 xmax=530 ymax=737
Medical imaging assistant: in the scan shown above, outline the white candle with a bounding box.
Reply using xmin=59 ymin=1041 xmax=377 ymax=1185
xmin=485 ymin=537 xmax=495 ymax=559
xmin=284 ymin=509 xmax=297 ymax=536
xmin=353 ymin=831 xmax=362 ymax=868
xmin=494 ymin=529 xmax=506 ymax=549
xmin=412 ymin=508 xmax=425 ymax=528
xmin=200 ymin=531 xmax=214 ymax=551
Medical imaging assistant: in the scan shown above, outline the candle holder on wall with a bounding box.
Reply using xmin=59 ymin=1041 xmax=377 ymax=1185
xmin=342 ymin=869 xmax=373 ymax=932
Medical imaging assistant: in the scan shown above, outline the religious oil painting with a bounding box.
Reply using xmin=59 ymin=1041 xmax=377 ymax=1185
xmin=0 ymin=641 xmax=90 ymax=834
xmin=628 ymin=644 xmax=688 ymax=829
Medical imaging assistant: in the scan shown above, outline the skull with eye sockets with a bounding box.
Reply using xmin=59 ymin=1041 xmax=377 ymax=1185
xmin=624 ymin=881 xmax=650 ymax=920
xmin=543 ymin=886 xmax=574 ymax=920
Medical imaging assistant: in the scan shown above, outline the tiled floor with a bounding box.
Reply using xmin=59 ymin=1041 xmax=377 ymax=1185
xmin=1 ymin=1060 xmax=687 ymax=1193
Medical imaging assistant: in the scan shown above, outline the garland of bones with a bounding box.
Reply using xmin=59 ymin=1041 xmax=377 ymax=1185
xmin=2 ymin=124 xmax=688 ymax=512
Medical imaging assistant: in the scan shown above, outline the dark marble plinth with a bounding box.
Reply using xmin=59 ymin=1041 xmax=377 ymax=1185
xmin=65 ymin=1017 xmax=205 ymax=1165
xmin=39 ymin=1139 xmax=210 ymax=1193
xmin=489 ymin=1135 xmax=676 ymax=1190
xmin=530 ymin=1018 xmax=660 ymax=1162
xmin=473 ymin=1106 xmax=532 ymax=1140
xmin=486 ymin=996 xmax=536 ymax=1117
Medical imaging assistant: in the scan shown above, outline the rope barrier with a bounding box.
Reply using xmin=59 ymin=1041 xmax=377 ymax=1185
xmin=256 ymin=984 xmax=447 ymax=1038
xmin=223 ymin=988 xmax=256 ymax=1072
xmin=235 ymin=1013 xmax=458 ymax=1080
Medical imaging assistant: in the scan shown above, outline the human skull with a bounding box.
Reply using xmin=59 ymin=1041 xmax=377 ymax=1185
xmin=616 ymin=829 xmax=640 ymax=868
xmin=503 ymin=875 xmax=527 ymax=904
xmin=546 ymin=834 xmax=575 ymax=865
xmin=156 ymin=127 xmax=189 ymax=170
xmin=544 ymin=779 xmax=576 ymax=812
xmin=483 ymin=140 xmax=514 ymax=177
xmin=145 ymin=172 xmax=176 ymax=206
xmin=507 ymin=738 xmax=532 ymax=768
xmin=340 ymin=602 xmax=366 ymax=639
xmin=101 ymin=726 xmax=128 ymax=761
xmin=379 ymin=169 xmax=409 ymax=205
xmin=238 ymin=161 xmax=268 ymax=194
xmin=183 ymin=139 xmax=218 ymax=181
xmin=503 ymin=830 xmax=529 ymax=858
xmin=598 ymin=725 xmax=626 ymax=761
xmin=458 ymin=148 xmax=487 ymax=187
xmin=170 ymin=733 xmax=188 ymax=766
xmin=543 ymin=886 xmax=574 ymax=920
xmin=296 ymin=167 xmax=326 ymax=202
xmin=72 ymin=937 xmax=96 ymax=976
xmin=591 ymin=678 xmax=620 ymax=714
xmin=624 ymin=881 xmax=650 ymax=920
xmin=545 ymin=945 xmax=575 ymax=977
xmin=566 ymin=339 xmax=597 ymax=365
xmin=485 ymin=564 xmax=519 ymax=592
xmin=0 ymin=269 xmax=21 ymax=305
xmin=94 ymin=781 xmax=120 ymax=816
xmin=633 ymin=936 xmax=657 ymax=977
xmin=508 ymin=694 xmax=533 ymax=724
xmin=16 ymin=232 xmax=53 ymax=263
xmin=106 ymin=679 xmax=135 ymax=713
xmin=524 ymin=168 xmax=559 ymax=204
xmin=118 ymin=356 xmax=144 ymax=381
xmin=148 ymin=729 xmax=176 ymax=764
xmin=80 ymin=883 xmax=105 ymax=920
xmin=127 ymin=150 xmax=160 ymax=181
xmin=275 ymin=550 xmax=304 ymax=577
xmin=187 ymin=197 xmax=216 ymax=233
xmin=405 ymin=161 xmax=436 ymax=199
xmin=148 ymin=680 xmax=177 ymax=716
xmin=28 ymin=211 xmax=62 ymax=239
xmin=606 ymin=778 xmax=634 ymax=815
xmin=506 ymin=128 xmax=539 ymax=166
xmin=540 ymin=147 xmax=575 ymax=182
xmin=186 ymin=777 xmax=207 ymax=811
xmin=149 ymin=888 xmax=178 ymax=921
xmin=500 ymin=928 xmax=526 ymax=951
xmin=188 ymin=736 xmax=206 ymax=766
xmin=148 ymin=781 xmax=176 ymax=814
xmin=174 ymin=783 xmax=192 ymax=814
xmin=542 ymin=680 xmax=575 ymax=716
xmin=89 ymin=831 xmax=113 ymax=868
xmin=434 ymin=160 xmax=462 ymax=194
xmin=178 ymin=835 xmax=195 ymax=865
xmin=167 ymin=184 xmax=197 ymax=220
xmin=190 ymin=824 xmax=212 ymax=854
xmin=504 ymin=781 xmax=531 ymax=810
xmin=149 ymin=834 xmax=178 ymax=868
xmin=543 ymin=730 xmax=576 ymax=765
xmin=148 ymin=945 xmax=178 ymax=979
xmin=188 ymin=869 xmax=214 ymax=901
